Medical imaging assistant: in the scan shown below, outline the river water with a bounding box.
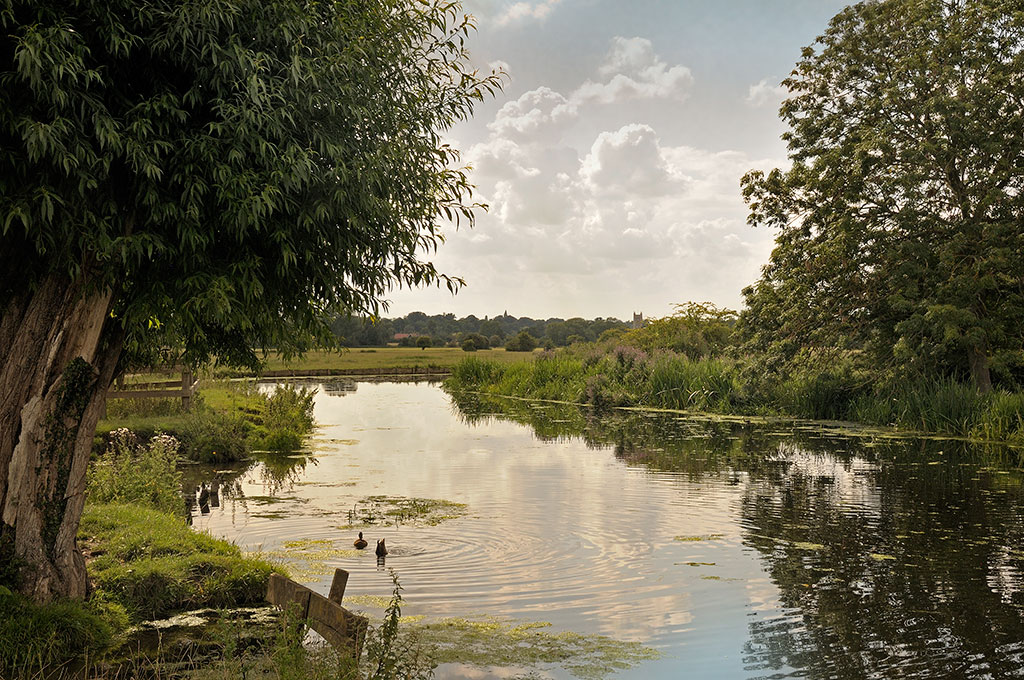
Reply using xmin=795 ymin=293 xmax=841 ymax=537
xmin=187 ymin=380 xmax=1024 ymax=679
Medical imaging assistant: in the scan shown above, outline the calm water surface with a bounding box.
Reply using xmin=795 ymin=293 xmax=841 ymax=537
xmin=188 ymin=380 xmax=1024 ymax=679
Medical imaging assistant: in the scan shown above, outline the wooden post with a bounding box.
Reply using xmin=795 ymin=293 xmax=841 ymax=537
xmin=181 ymin=369 xmax=193 ymax=411
xmin=328 ymin=568 xmax=349 ymax=604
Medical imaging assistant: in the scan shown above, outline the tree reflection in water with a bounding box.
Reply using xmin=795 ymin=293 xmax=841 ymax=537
xmin=182 ymin=453 xmax=317 ymax=519
xmin=449 ymin=391 xmax=1024 ymax=679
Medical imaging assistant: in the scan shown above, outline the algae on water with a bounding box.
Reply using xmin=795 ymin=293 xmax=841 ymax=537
xmin=258 ymin=538 xmax=364 ymax=579
xmin=344 ymin=495 xmax=469 ymax=527
xmin=407 ymin=616 xmax=660 ymax=680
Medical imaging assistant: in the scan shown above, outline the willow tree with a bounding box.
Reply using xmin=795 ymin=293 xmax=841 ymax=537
xmin=741 ymin=0 xmax=1024 ymax=390
xmin=0 ymin=0 xmax=500 ymax=602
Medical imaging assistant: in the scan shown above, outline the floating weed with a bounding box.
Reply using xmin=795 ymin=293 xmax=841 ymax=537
xmin=348 ymin=496 xmax=470 ymax=527
xmin=677 ymin=561 xmax=716 ymax=567
xmin=260 ymin=538 xmax=364 ymax=579
xmin=701 ymin=575 xmax=743 ymax=582
xmin=410 ymin=616 xmax=660 ymax=680
xmin=793 ymin=542 xmax=826 ymax=551
xmin=673 ymin=534 xmax=724 ymax=542
xmin=283 ymin=538 xmax=333 ymax=549
xmin=869 ymin=553 xmax=897 ymax=561
xmin=344 ymin=594 xmax=394 ymax=609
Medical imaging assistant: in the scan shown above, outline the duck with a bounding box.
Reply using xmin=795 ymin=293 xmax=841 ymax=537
xmin=375 ymin=538 xmax=388 ymax=558
xmin=353 ymin=532 xmax=368 ymax=549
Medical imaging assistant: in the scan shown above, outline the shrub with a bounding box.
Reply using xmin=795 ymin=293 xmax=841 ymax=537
xmin=505 ymin=330 xmax=537 ymax=352
xmin=179 ymin=410 xmax=251 ymax=463
xmin=87 ymin=429 xmax=183 ymax=514
xmin=461 ymin=339 xmax=478 ymax=352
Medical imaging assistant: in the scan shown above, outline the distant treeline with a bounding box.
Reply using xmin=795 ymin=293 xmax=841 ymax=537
xmin=329 ymin=312 xmax=630 ymax=349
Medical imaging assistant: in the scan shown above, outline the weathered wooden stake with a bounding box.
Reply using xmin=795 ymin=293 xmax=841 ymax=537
xmin=329 ymin=568 xmax=349 ymax=604
xmin=181 ymin=369 xmax=193 ymax=411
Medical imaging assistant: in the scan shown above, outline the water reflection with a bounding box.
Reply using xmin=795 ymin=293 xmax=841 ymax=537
xmin=452 ymin=391 xmax=1024 ymax=679
xmin=187 ymin=383 xmax=1024 ymax=679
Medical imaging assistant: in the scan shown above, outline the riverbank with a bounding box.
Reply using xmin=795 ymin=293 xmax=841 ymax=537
xmin=445 ymin=351 xmax=1024 ymax=447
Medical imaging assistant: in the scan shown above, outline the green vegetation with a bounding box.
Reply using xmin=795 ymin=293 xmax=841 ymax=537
xmin=0 ymin=587 xmax=118 ymax=676
xmin=230 ymin=346 xmax=525 ymax=375
xmin=447 ymin=346 xmax=1024 ymax=444
xmin=80 ymin=504 xmax=280 ymax=620
xmin=87 ymin=430 xmax=183 ymax=514
xmin=2 ymin=424 xmax=281 ymax=677
xmin=330 ymin=311 xmax=628 ymax=350
xmin=99 ymin=381 xmax=317 ymax=461
xmin=740 ymin=0 xmax=1024 ymax=393
xmin=1 ymin=0 xmax=501 ymax=603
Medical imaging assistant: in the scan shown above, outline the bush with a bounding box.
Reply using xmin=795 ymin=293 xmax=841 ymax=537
xmin=505 ymin=330 xmax=537 ymax=352
xmin=87 ymin=429 xmax=183 ymax=514
xmin=179 ymin=410 xmax=251 ymax=463
xmin=261 ymin=429 xmax=304 ymax=452
xmin=461 ymin=339 xmax=478 ymax=352
xmin=256 ymin=385 xmax=316 ymax=452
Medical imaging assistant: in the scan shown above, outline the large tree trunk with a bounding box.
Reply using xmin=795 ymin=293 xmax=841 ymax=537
xmin=968 ymin=345 xmax=992 ymax=394
xmin=0 ymin=273 xmax=122 ymax=603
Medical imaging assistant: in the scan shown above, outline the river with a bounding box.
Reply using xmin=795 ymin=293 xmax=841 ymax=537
xmin=186 ymin=379 xmax=1024 ymax=679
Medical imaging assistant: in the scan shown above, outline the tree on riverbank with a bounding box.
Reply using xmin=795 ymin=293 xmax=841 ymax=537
xmin=0 ymin=0 xmax=500 ymax=603
xmin=741 ymin=0 xmax=1024 ymax=391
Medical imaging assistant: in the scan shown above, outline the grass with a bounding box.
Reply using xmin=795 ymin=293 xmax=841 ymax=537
xmin=241 ymin=347 xmax=530 ymax=374
xmin=0 ymin=587 xmax=118 ymax=676
xmin=79 ymin=503 xmax=281 ymax=620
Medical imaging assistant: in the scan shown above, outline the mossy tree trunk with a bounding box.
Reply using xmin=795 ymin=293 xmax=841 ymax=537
xmin=0 ymin=273 xmax=122 ymax=603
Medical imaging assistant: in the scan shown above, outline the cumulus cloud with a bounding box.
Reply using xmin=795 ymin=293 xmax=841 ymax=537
xmin=487 ymin=86 xmax=577 ymax=141
xmin=487 ymin=38 xmax=692 ymax=143
xmin=494 ymin=0 xmax=562 ymax=26
xmin=746 ymin=78 xmax=789 ymax=107
xmin=580 ymin=124 xmax=683 ymax=196
xmin=577 ymin=37 xmax=693 ymax=104
xmin=393 ymin=35 xmax=783 ymax=318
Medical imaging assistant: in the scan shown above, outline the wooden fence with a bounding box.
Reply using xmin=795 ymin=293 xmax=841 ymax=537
xmin=266 ymin=568 xmax=368 ymax=659
xmin=106 ymin=370 xmax=199 ymax=411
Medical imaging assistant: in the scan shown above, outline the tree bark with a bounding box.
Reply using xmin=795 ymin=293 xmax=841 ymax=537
xmin=0 ymin=273 xmax=122 ymax=603
xmin=968 ymin=345 xmax=992 ymax=394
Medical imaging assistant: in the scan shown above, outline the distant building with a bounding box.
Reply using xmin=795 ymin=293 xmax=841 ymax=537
xmin=631 ymin=312 xmax=644 ymax=329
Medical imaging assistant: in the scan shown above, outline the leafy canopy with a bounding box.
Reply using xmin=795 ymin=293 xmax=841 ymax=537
xmin=740 ymin=0 xmax=1024 ymax=386
xmin=0 ymin=0 xmax=502 ymax=369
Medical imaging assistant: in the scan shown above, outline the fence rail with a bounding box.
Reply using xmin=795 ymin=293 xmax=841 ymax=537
xmin=106 ymin=370 xmax=199 ymax=410
xmin=266 ymin=568 xmax=368 ymax=659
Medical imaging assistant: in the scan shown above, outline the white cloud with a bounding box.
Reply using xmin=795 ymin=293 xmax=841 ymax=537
xmin=487 ymin=86 xmax=577 ymax=141
xmin=576 ymin=37 xmax=693 ymax=104
xmin=580 ymin=124 xmax=683 ymax=196
xmin=486 ymin=38 xmax=692 ymax=143
xmin=494 ymin=0 xmax=562 ymax=26
xmin=746 ymin=78 xmax=788 ymax=107
xmin=389 ymin=35 xmax=787 ymax=318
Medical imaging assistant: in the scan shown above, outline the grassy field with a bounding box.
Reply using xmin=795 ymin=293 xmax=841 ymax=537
xmin=254 ymin=346 xmax=532 ymax=374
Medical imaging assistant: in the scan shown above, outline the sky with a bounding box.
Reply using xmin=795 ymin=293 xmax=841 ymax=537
xmin=386 ymin=0 xmax=852 ymax=322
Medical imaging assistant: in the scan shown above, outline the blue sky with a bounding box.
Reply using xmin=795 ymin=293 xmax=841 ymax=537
xmin=387 ymin=0 xmax=851 ymax=321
